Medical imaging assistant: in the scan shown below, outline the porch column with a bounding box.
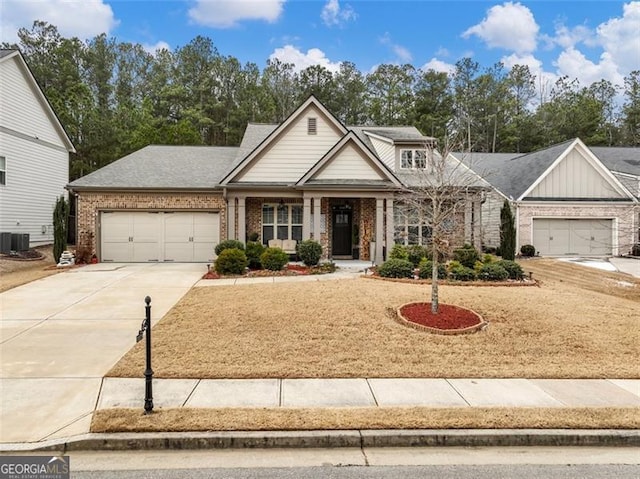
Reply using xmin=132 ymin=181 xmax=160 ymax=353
xmin=473 ymin=199 xmax=483 ymax=251
xmin=464 ymin=201 xmax=472 ymax=244
xmin=313 ymin=197 xmax=322 ymax=242
xmin=303 ymin=197 xmax=311 ymax=240
xmin=228 ymin=197 xmax=236 ymax=240
xmin=385 ymin=198 xmax=394 ymax=259
xmin=237 ymin=197 xmax=246 ymax=243
xmin=375 ymin=198 xmax=384 ymax=264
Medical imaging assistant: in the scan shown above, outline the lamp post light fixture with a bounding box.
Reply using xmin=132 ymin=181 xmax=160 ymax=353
xmin=136 ymin=296 xmax=154 ymax=414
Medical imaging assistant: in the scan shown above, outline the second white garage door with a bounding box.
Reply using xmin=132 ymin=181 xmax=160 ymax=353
xmin=532 ymin=218 xmax=612 ymax=256
xmin=101 ymin=211 xmax=219 ymax=262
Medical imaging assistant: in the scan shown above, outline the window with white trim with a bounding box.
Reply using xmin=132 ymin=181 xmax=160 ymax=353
xmin=262 ymin=204 xmax=303 ymax=244
xmin=394 ymin=204 xmax=432 ymax=245
xmin=0 ymin=156 xmax=5 ymax=185
xmin=400 ymin=149 xmax=427 ymax=169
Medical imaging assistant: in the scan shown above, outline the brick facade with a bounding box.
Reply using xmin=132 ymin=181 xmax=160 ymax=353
xmin=76 ymin=191 xmax=226 ymax=255
xmin=518 ymin=203 xmax=638 ymax=255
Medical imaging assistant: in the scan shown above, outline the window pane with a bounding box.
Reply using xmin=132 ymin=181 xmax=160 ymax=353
xmin=421 ymin=226 xmax=432 ymax=245
xmin=414 ymin=150 xmax=426 ymax=169
xmin=291 ymin=226 xmax=302 ymax=241
xmin=262 ymin=206 xmax=274 ymax=224
xmin=394 ymin=227 xmax=406 ymax=245
xmin=277 ymin=205 xmax=288 ymax=224
xmin=263 ymin=226 xmax=274 ymax=244
xmin=407 ymin=226 xmax=419 ymax=244
xmin=401 ymin=150 xmax=412 ymax=168
xmin=291 ymin=205 xmax=303 ymax=224
xmin=407 ymin=209 xmax=419 ymax=224
xmin=277 ymin=225 xmax=288 ymax=240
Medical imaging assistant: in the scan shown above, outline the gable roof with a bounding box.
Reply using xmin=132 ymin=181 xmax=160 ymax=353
xmin=590 ymin=146 xmax=640 ymax=177
xmin=221 ymin=95 xmax=348 ymax=185
xmin=0 ymin=49 xmax=75 ymax=152
xmin=67 ymin=145 xmax=238 ymax=190
xmin=296 ymin=131 xmax=402 ymax=188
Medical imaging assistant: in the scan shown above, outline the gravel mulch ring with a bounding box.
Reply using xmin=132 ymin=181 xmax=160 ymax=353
xmin=91 ymin=406 xmax=640 ymax=433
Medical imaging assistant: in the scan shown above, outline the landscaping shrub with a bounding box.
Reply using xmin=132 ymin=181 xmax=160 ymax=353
xmin=389 ymin=244 xmax=409 ymax=261
xmin=214 ymin=248 xmax=248 ymax=275
xmin=520 ymin=244 xmax=536 ymax=257
xmin=417 ymin=259 xmax=447 ymax=279
xmin=478 ymin=263 xmax=509 ymax=281
xmin=260 ymin=247 xmax=289 ymax=271
xmin=215 ymin=240 xmax=245 ymax=256
xmin=500 ymin=199 xmax=516 ymax=260
xmin=482 ymin=253 xmax=496 ymax=263
xmin=406 ymin=245 xmax=427 ymax=267
xmin=449 ymin=265 xmax=477 ymax=281
xmin=473 ymin=260 xmax=485 ymax=274
xmin=453 ymin=243 xmax=480 ymax=268
xmin=297 ymin=239 xmax=322 ymax=266
xmin=245 ymin=241 xmax=265 ymax=269
xmin=447 ymin=260 xmax=462 ymax=271
xmin=248 ymin=232 xmax=260 ymax=242
xmin=378 ymin=258 xmax=414 ymax=278
xmin=496 ymin=260 xmax=524 ymax=280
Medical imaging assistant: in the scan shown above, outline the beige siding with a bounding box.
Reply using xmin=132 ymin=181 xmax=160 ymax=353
xmin=238 ymin=105 xmax=342 ymax=182
xmin=0 ymin=132 xmax=68 ymax=245
xmin=315 ymin=144 xmax=384 ymax=181
xmin=368 ymin=137 xmax=395 ymax=170
xmin=481 ymin=190 xmax=507 ymax=248
xmin=528 ymin=150 xmax=626 ymax=199
xmin=0 ymin=56 xmax=64 ymax=147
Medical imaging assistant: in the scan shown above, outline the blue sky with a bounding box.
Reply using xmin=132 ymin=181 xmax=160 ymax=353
xmin=2 ymin=1 xmax=638 ymax=89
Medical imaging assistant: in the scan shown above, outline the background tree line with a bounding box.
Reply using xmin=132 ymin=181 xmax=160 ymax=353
xmin=4 ymin=21 xmax=639 ymax=181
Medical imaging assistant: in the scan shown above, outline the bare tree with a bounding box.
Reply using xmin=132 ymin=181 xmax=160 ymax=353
xmin=395 ymin=135 xmax=490 ymax=314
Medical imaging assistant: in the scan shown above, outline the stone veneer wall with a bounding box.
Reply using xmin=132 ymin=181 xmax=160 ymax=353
xmin=517 ymin=203 xmax=638 ymax=255
xmin=76 ymin=191 xmax=226 ymax=255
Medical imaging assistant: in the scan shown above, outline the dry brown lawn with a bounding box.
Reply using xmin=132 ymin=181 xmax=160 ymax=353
xmin=91 ymin=407 xmax=640 ymax=433
xmin=0 ymin=245 xmax=59 ymax=292
xmin=108 ymin=260 xmax=640 ymax=379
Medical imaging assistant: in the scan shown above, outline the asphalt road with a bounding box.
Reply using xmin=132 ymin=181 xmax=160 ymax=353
xmin=72 ymin=464 xmax=640 ymax=479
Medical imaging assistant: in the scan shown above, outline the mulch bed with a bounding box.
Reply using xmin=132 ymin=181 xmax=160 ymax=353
xmin=202 ymin=264 xmax=332 ymax=280
xmin=365 ymin=274 xmax=538 ymax=287
xmin=0 ymin=249 xmax=44 ymax=261
xmin=396 ymin=302 xmax=486 ymax=335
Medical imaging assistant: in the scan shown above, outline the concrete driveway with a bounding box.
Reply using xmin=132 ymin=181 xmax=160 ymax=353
xmin=0 ymin=262 xmax=204 ymax=444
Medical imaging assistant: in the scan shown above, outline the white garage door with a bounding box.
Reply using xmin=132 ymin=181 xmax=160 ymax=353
xmin=101 ymin=212 xmax=219 ymax=262
xmin=532 ymin=218 xmax=612 ymax=256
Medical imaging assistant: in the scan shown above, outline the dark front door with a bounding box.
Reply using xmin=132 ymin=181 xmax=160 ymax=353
xmin=332 ymin=208 xmax=352 ymax=256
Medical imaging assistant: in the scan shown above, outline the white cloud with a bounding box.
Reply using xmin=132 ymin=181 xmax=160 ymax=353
xmin=463 ymin=2 xmax=539 ymax=54
xmin=552 ymin=24 xmax=596 ymax=49
xmin=421 ymin=58 xmax=455 ymax=75
xmin=379 ymin=32 xmax=412 ymax=63
xmin=321 ymin=0 xmax=356 ymax=27
xmin=269 ymin=45 xmax=341 ymax=73
xmin=189 ymin=0 xmax=285 ymax=28
xmin=596 ymin=1 xmax=640 ymax=74
xmin=502 ymin=53 xmax=558 ymax=101
xmin=142 ymin=41 xmax=171 ymax=56
xmin=555 ymin=47 xmax=624 ymax=88
xmin=0 ymin=0 xmax=118 ymax=43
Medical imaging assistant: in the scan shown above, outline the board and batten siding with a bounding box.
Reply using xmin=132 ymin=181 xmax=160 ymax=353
xmin=368 ymin=136 xmax=395 ymax=170
xmin=314 ymin=144 xmax=384 ymax=181
xmin=528 ymin=149 xmax=626 ymax=199
xmin=0 ymin=132 xmax=68 ymax=245
xmin=0 ymin=55 xmax=64 ymax=147
xmin=238 ymin=106 xmax=343 ymax=183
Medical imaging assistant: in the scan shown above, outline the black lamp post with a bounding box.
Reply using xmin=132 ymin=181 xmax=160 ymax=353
xmin=136 ymin=296 xmax=154 ymax=414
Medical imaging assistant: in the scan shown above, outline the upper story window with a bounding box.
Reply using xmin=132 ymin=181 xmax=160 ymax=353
xmin=400 ymin=149 xmax=427 ymax=169
xmin=307 ymin=117 xmax=317 ymax=135
xmin=0 ymin=156 xmax=5 ymax=185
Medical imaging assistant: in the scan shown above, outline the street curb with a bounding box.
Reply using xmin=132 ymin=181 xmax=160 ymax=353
xmin=2 ymin=429 xmax=639 ymax=452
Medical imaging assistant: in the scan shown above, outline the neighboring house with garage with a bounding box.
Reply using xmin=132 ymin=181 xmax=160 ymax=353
xmin=461 ymin=138 xmax=639 ymax=257
xmin=67 ymin=96 xmax=488 ymax=263
xmin=0 ymin=49 xmax=75 ymax=247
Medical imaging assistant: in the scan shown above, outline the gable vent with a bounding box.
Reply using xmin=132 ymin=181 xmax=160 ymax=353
xmin=307 ymin=117 xmax=317 ymax=135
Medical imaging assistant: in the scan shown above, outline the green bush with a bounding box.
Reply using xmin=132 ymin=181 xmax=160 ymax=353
xmin=215 ymin=240 xmax=245 ymax=256
xmin=378 ymin=258 xmax=414 ymax=278
xmin=478 ymin=263 xmax=509 ymax=281
xmin=447 ymin=260 xmax=462 ymax=271
xmin=417 ymin=259 xmax=447 ymax=279
xmin=406 ymin=245 xmax=427 ymax=267
xmin=248 ymin=232 xmax=260 ymax=242
xmin=245 ymin=241 xmax=265 ymax=269
xmin=482 ymin=253 xmax=496 ymax=263
xmin=453 ymin=243 xmax=480 ymax=268
xmin=520 ymin=244 xmax=536 ymax=257
xmin=473 ymin=260 xmax=485 ymax=274
xmin=389 ymin=244 xmax=409 ymax=261
xmin=214 ymin=248 xmax=248 ymax=275
xmin=449 ymin=265 xmax=477 ymax=281
xmin=260 ymin=247 xmax=289 ymax=271
xmin=496 ymin=260 xmax=524 ymax=280
xmin=297 ymin=239 xmax=322 ymax=266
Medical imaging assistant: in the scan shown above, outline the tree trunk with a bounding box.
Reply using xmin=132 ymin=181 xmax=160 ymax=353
xmin=431 ymin=242 xmax=439 ymax=314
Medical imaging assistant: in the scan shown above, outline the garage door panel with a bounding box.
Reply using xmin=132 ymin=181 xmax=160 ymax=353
xmin=193 ymin=242 xmax=216 ymax=263
xmin=132 ymin=214 xmax=161 ymax=243
xmin=532 ymin=218 xmax=612 ymax=256
xmin=101 ymin=214 xmax=130 ymax=243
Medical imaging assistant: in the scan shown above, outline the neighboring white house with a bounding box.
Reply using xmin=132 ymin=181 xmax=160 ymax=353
xmin=0 ymin=49 xmax=75 ymax=247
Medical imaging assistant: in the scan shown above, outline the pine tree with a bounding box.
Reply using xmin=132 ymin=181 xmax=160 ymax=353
xmin=500 ymin=199 xmax=516 ymax=260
